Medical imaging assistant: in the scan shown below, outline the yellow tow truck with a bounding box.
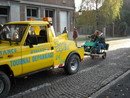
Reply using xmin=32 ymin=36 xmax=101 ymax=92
xmin=0 ymin=18 xmax=84 ymax=97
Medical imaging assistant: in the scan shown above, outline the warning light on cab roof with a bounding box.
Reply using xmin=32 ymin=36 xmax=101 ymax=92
xmin=43 ymin=17 xmax=52 ymax=22
xmin=27 ymin=18 xmax=35 ymax=21
xmin=27 ymin=17 xmax=52 ymax=23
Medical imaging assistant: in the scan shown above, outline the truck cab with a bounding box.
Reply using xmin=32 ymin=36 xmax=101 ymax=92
xmin=0 ymin=18 xmax=84 ymax=97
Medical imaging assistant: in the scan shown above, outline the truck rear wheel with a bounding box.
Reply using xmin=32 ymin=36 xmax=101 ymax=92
xmin=64 ymin=54 xmax=80 ymax=75
xmin=0 ymin=71 xmax=10 ymax=98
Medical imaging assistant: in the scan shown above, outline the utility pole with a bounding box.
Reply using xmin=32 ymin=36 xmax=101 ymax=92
xmin=112 ymin=22 xmax=115 ymax=37
xmin=95 ymin=0 xmax=99 ymax=29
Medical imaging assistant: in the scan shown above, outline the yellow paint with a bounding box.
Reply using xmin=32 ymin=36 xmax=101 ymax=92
xmin=0 ymin=21 xmax=84 ymax=77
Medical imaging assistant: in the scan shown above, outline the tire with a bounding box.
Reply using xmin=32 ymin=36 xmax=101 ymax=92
xmin=0 ymin=71 xmax=10 ymax=98
xmin=102 ymin=52 xmax=106 ymax=59
xmin=90 ymin=55 xmax=94 ymax=59
xmin=91 ymin=47 xmax=96 ymax=54
xmin=64 ymin=54 xmax=80 ymax=75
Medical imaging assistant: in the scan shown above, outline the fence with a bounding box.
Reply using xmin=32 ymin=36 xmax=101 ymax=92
xmin=77 ymin=24 xmax=129 ymax=37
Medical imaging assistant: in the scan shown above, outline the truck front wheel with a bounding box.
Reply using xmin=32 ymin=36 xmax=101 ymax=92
xmin=64 ymin=54 xmax=80 ymax=75
xmin=0 ymin=71 xmax=10 ymax=98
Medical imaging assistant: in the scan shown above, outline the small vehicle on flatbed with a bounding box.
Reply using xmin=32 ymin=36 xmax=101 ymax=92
xmin=0 ymin=18 xmax=84 ymax=97
xmin=83 ymin=35 xmax=109 ymax=59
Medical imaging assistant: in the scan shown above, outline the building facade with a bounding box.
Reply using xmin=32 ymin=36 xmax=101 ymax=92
xmin=0 ymin=0 xmax=75 ymax=34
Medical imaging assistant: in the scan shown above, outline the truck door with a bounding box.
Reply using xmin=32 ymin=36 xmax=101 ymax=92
xmin=21 ymin=25 xmax=54 ymax=74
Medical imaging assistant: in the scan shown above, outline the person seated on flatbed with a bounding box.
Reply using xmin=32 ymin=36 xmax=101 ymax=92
xmin=99 ymin=32 xmax=109 ymax=50
xmin=90 ymin=30 xmax=106 ymax=53
xmin=99 ymin=32 xmax=106 ymax=44
xmin=90 ymin=30 xmax=100 ymax=42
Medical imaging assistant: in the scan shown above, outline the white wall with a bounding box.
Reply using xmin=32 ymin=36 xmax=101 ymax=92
xmin=59 ymin=11 xmax=68 ymax=33
xmin=10 ymin=2 xmax=20 ymax=21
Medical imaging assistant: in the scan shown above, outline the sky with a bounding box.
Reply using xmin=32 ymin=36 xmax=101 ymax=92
xmin=75 ymin=0 xmax=82 ymax=11
xmin=75 ymin=0 xmax=103 ymax=11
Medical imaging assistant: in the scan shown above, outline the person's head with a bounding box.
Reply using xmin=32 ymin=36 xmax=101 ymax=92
xmin=74 ymin=27 xmax=77 ymax=31
xmin=94 ymin=30 xmax=100 ymax=36
xmin=64 ymin=27 xmax=66 ymax=30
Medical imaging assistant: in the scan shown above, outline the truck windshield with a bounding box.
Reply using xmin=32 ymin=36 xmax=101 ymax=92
xmin=0 ymin=24 xmax=27 ymax=42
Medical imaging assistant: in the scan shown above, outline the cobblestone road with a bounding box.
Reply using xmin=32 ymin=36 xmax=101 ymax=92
xmin=8 ymin=38 xmax=130 ymax=98
xmin=97 ymin=73 xmax=130 ymax=98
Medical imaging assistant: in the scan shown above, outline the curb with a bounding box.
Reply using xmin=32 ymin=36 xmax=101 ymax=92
xmin=77 ymin=37 xmax=130 ymax=43
xmin=88 ymin=70 xmax=130 ymax=98
xmin=77 ymin=37 xmax=130 ymax=47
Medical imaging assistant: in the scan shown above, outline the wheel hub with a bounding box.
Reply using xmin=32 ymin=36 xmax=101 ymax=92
xmin=70 ymin=58 xmax=78 ymax=71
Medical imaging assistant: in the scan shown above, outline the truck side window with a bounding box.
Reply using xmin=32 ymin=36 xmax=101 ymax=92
xmin=38 ymin=29 xmax=47 ymax=43
xmin=25 ymin=27 xmax=38 ymax=46
xmin=36 ymin=26 xmax=48 ymax=44
xmin=25 ymin=26 xmax=48 ymax=46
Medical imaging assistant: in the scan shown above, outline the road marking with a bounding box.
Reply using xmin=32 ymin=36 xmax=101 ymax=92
xmin=8 ymin=83 xmax=51 ymax=98
xmin=88 ymin=70 xmax=130 ymax=98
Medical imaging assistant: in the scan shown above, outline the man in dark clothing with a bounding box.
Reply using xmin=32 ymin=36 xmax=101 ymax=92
xmin=73 ymin=28 xmax=78 ymax=46
xmin=62 ymin=27 xmax=68 ymax=34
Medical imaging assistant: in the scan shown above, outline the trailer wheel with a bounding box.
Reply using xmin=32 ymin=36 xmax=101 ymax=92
xmin=102 ymin=52 xmax=106 ymax=59
xmin=64 ymin=54 xmax=80 ymax=75
xmin=90 ymin=55 xmax=94 ymax=59
xmin=0 ymin=71 xmax=10 ymax=98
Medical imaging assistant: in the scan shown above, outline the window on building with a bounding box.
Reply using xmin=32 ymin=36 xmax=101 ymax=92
xmin=0 ymin=7 xmax=9 ymax=24
xmin=27 ymin=7 xmax=39 ymax=18
xmin=0 ymin=8 xmax=8 ymax=15
xmin=45 ymin=10 xmax=54 ymax=18
xmin=45 ymin=9 xmax=55 ymax=26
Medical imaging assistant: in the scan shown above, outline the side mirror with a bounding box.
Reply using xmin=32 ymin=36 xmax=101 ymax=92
xmin=26 ymin=33 xmax=38 ymax=48
xmin=27 ymin=36 xmax=38 ymax=48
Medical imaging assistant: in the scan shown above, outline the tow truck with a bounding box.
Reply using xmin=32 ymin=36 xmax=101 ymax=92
xmin=0 ymin=17 xmax=84 ymax=97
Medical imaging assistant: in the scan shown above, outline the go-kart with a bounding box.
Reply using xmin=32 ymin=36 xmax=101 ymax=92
xmin=83 ymin=38 xmax=109 ymax=59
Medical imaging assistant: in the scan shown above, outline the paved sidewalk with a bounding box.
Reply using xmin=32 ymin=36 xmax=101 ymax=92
xmin=97 ymin=71 xmax=130 ymax=98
